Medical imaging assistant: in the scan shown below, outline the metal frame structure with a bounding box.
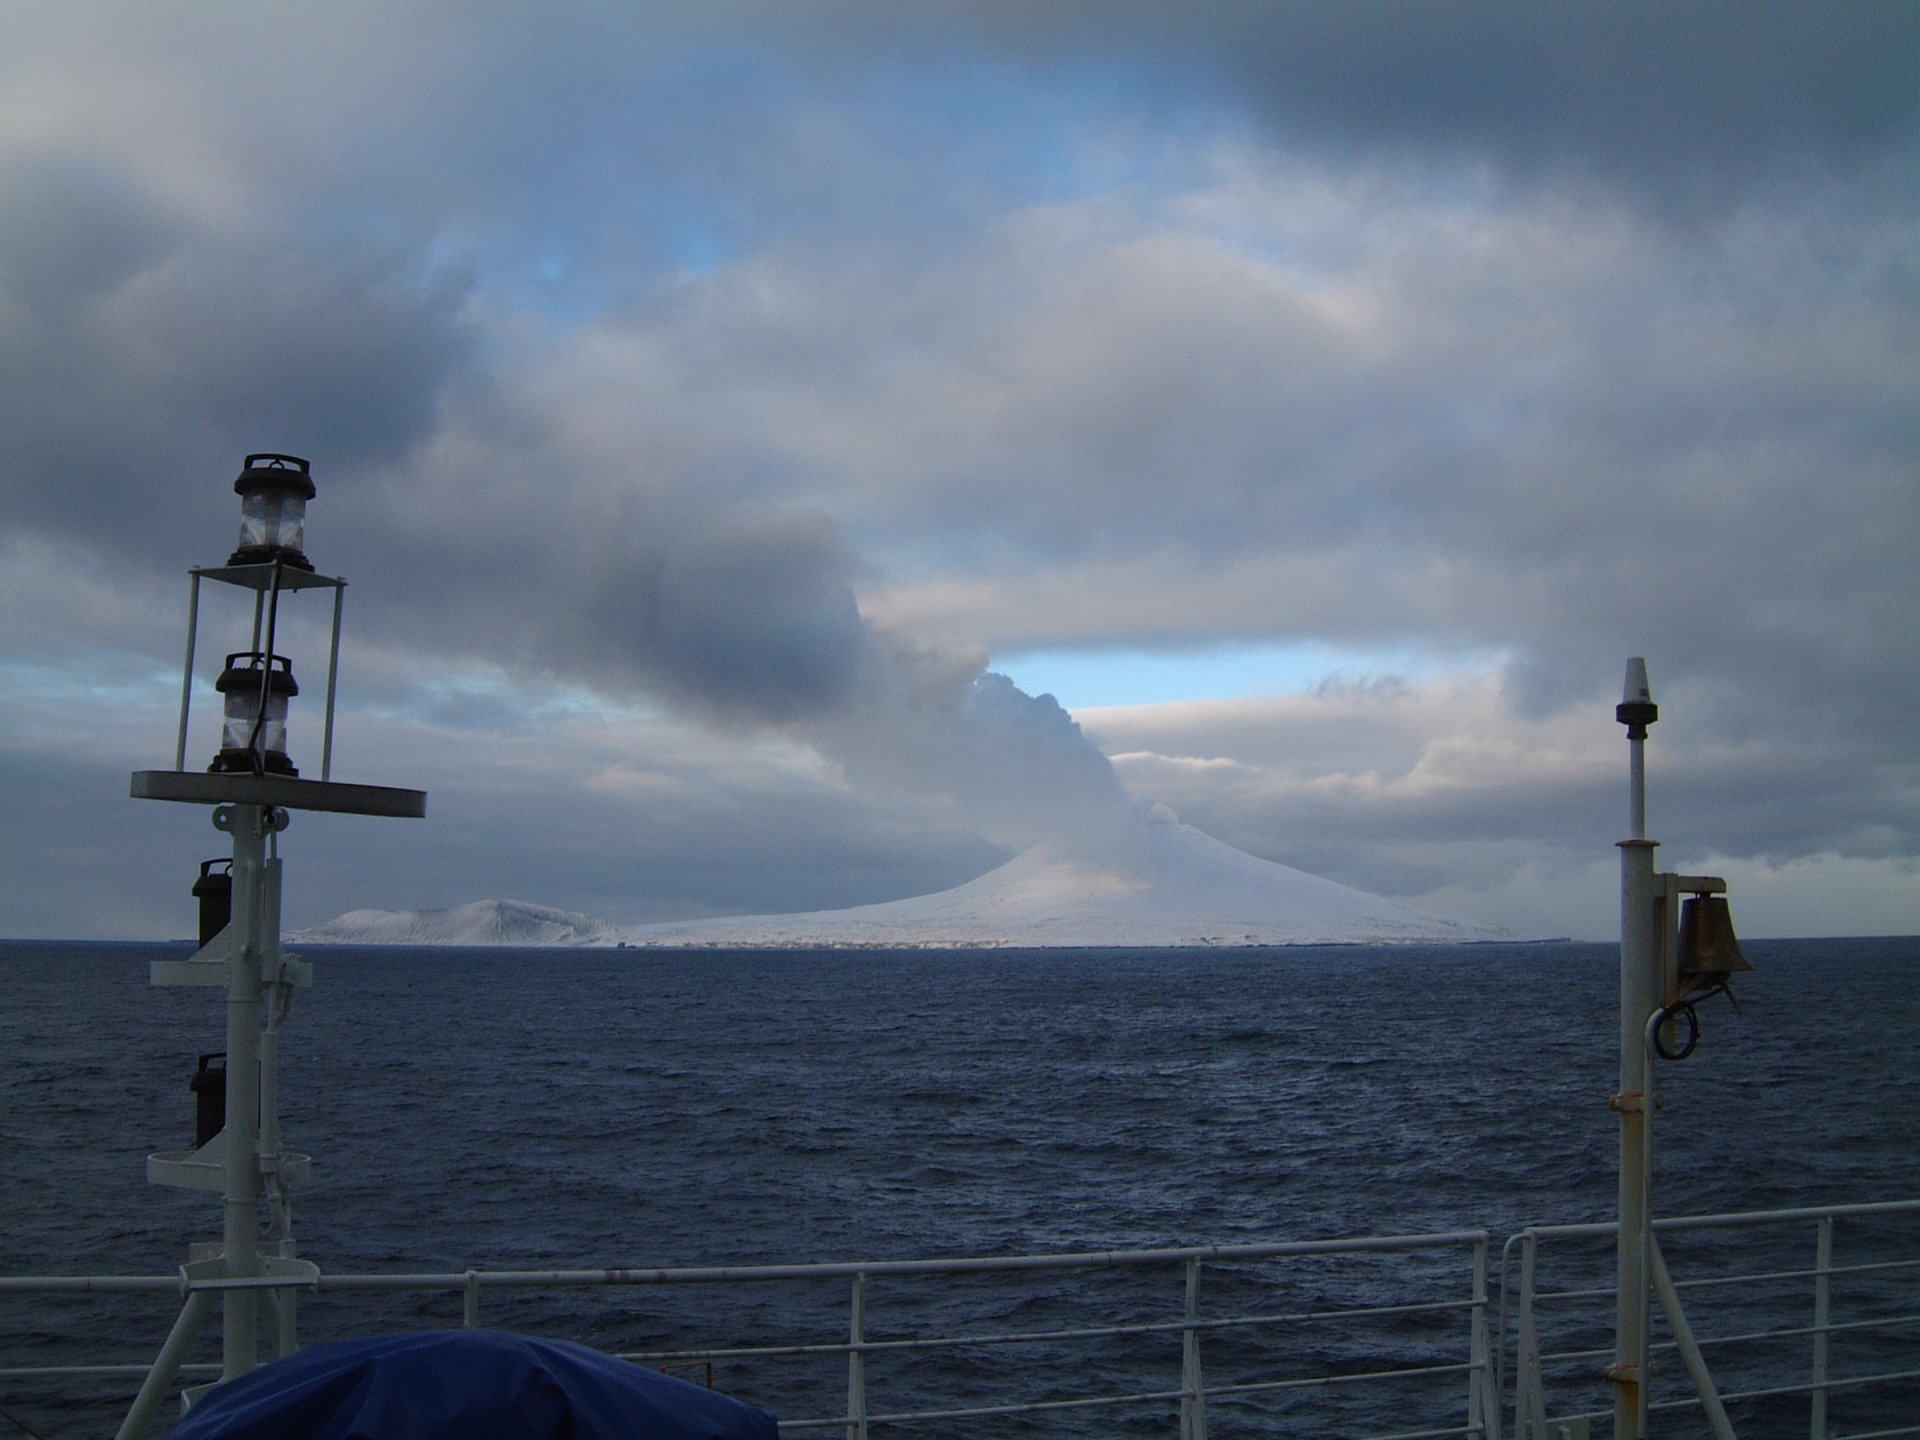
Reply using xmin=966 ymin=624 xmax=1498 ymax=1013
xmin=1610 ymin=659 xmax=1759 ymax=1438
xmin=171 ymin=563 xmax=346 ymax=781
xmin=1503 ymin=1200 xmax=1920 ymax=1439
xmin=119 ymin=483 xmax=423 ymax=1436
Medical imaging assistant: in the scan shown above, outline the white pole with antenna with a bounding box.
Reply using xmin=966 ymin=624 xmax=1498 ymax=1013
xmin=123 ymin=453 xmax=426 ymax=1435
xmin=1612 ymin=657 xmax=1659 ymax=1439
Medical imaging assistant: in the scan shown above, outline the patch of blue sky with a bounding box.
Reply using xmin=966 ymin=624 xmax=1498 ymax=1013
xmin=0 ymin=654 xmax=183 ymax=713
xmin=991 ymin=642 xmax=1506 ymax=711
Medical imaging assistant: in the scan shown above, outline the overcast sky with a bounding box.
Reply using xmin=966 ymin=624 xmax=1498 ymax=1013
xmin=3 ymin=2 xmax=1915 ymax=942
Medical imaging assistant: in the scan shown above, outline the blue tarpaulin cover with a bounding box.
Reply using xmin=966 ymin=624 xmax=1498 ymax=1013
xmin=169 ymin=1329 xmax=780 ymax=1440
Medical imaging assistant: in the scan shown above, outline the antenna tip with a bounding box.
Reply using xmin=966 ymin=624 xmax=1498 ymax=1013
xmin=1616 ymin=657 xmax=1657 ymax=736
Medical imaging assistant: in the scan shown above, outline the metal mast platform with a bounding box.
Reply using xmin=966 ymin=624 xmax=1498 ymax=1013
xmin=120 ymin=454 xmax=424 ymax=1437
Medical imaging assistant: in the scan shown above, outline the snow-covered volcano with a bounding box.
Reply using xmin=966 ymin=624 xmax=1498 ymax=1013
xmin=614 ymin=814 xmax=1512 ymax=948
xmin=297 ymin=814 xmax=1515 ymax=949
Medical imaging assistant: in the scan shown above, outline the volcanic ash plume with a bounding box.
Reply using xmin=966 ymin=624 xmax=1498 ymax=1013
xmin=572 ymin=499 xmax=1140 ymax=855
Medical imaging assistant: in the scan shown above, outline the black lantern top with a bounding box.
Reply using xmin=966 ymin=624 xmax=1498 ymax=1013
xmin=229 ymin=453 xmax=317 ymax=571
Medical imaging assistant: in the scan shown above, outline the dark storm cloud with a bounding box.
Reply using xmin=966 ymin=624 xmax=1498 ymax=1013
xmin=0 ymin=154 xmax=477 ymax=560
xmin=848 ymin=0 xmax=1920 ymax=199
xmin=320 ymin=430 xmax=1136 ymax=853
xmin=0 ymin=155 xmax=180 ymax=324
xmin=829 ymin=176 xmax=1920 ymax=786
xmin=575 ymin=503 xmax=874 ymax=724
xmin=1202 ymin=2 xmax=1920 ymax=196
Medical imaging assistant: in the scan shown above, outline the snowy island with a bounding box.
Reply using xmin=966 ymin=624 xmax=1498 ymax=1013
xmin=293 ymin=813 xmax=1525 ymax=949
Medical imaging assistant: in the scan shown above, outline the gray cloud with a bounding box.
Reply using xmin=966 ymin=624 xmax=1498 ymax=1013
xmin=2 ymin=2 xmax=1915 ymax=937
xmin=538 ymin=502 xmax=1139 ymax=851
xmin=1204 ymin=2 xmax=1920 ymax=199
xmin=574 ymin=502 xmax=874 ymax=725
xmin=0 ymin=155 xmax=477 ymax=566
xmin=801 ymin=1 xmax=1920 ymax=200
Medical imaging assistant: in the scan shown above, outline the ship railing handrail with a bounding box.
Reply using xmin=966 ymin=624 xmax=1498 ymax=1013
xmin=1531 ymin=1304 xmax=1920 ymax=1365
xmin=364 ymin=1227 xmax=1495 ymax=1290
xmin=1527 ymin=1254 xmax=1920 ymax=1306
xmin=792 ymin=1358 xmax=1485 ymax=1429
xmin=19 ymin=1202 xmax=1919 ymax=1437
xmin=1494 ymin=1198 xmax=1920 ymax=1361
xmin=0 ymin=1228 xmax=1489 ymax=1296
xmin=2 ymin=1228 xmax=1500 ymax=1440
xmin=625 ymin=1293 xmax=1483 ymax=1365
xmin=1507 ymin=1195 xmax=1920 ymax=1245
xmin=1500 ymin=1196 xmax=1920 ymax=1440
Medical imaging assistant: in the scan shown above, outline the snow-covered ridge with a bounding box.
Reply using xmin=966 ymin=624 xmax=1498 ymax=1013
xmin=292 ymin=898 xmax=616 ymax=947
xmin=296 ymin=820 xmax=1523 ymax=949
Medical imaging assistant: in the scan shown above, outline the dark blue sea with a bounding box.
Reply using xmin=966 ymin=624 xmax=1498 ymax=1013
xmin=3 ymin=938 xmax=1917 ymax=1436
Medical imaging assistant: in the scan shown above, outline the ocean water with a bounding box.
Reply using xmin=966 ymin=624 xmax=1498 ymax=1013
xmin=2 ymin=937 xmax=1916 ymax=1436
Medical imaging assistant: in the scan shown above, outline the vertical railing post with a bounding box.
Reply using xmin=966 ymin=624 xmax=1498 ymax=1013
xmin=464 ymin=1269 xmax=481 ymax=1328
xmin=846 ymin=1271 xmax=868 ymax=1440
xmin=1516 ymin=1233 xmax=1546 ymax=1440
xmin=1181 ymin=1257 xmax=1208 ymax=1440
xmin=1470 ymin=1238 xmax=1499 ymax=1440
xmin=1811 ymin=1215 xmax=1832 ymax=1439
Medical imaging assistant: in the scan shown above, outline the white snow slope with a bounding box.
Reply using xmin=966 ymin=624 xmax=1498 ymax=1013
xmin=298 ymin=815 xmax=1519 ymax=948
xmin=614 ymin=818 xmax=1515 ymax=948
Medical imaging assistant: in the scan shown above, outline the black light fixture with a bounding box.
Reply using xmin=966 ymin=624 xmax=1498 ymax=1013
xmin=210 ymin=651 xmax=300 ymax=775
xmin=228 ymin=453 xmax=316 ymax=571
xmin=191 ymin=858 xmax=233 ymax=946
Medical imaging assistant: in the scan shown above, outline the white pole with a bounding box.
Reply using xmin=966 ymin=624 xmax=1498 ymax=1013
xmin=1615 ymin=837 xmax=1657 ymax=1438
xmin=1182 ymin=1257 xmax=1209 ymax=1440
xmin=1812 ymin=1216 xmax=1833 ymax=1439
xmin=219 ymin=803 xmax=269 ymax=1379
xmin=1649 ymin=1236 xmax=1738 ymax=1440
xmin=322 ymin=584 xmax=344 ymax=782
xmin=174 ymin=573 xmax=202 ymax=772
xmin=113 ymin=1289 xmax=215 ymax=1440
xmin=1613 ymin=658 xmax=1659 ymax=1439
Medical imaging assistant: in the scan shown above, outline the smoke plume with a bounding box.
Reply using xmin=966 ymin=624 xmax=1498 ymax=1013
xmin=563 ymin=497 xmax=1139 ymax=853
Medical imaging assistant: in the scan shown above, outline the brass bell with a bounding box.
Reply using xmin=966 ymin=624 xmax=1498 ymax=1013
xmin=1677 ymin=894 xmax=1752 ymax=988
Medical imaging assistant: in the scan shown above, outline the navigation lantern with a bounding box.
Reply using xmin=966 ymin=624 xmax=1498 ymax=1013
xmin=228 ymin=453 xmax=316 ymax=571
xmin=1615 ymin=657 xmax=1657 ymax=739
xmin=211 ymin=652 xmax=300 ymax=775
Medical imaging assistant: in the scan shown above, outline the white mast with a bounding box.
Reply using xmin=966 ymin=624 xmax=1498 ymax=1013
xmin=120 ymin=454 xmax=426 ymax=1435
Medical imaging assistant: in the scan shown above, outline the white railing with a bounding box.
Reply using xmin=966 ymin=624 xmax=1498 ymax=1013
xmin=2 ymin=1230 xmax=1497 ymax=1439
xmin=1500 ymin=1199 xmax=1920 ymax=1440
xmin=15 ymin=1201 xmax=1918 ymax=1440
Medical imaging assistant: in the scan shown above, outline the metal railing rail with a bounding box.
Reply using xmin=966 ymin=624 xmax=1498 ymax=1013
xmin=12 ymin=1202 xmax=1920 ymax=1437
xmin=1500 ymin=1198 xmax=1920 ymax=1440
xmin=3 ymin=1230 xmax=1497 ymax=1439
